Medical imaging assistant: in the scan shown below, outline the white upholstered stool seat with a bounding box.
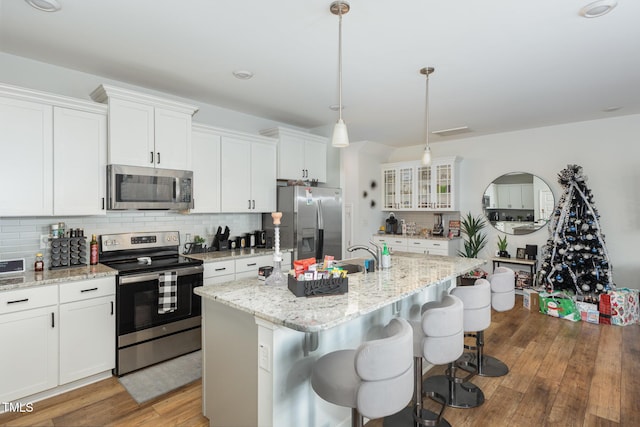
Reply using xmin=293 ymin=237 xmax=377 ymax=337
xmin=311 ymin=317 xmax=414 ymax=427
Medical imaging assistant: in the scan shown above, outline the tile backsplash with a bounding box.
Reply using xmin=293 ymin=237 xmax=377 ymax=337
xmin=0 ymin=211 xmax=261 ymax=270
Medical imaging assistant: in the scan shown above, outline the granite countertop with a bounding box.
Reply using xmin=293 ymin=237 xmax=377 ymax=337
xmin=185 ymin=247 xmax=292 ymax=263
xmin=374 ymin=234 xmax=460 ymax=241
xmin=0 ymin=264 xmax=117 ymax=292
xmin=195 ymin=253 xmax=485 ymax=333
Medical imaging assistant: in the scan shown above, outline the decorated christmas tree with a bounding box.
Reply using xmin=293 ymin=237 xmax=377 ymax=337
xmin=538 ymin=165 xmax=614 ymax=295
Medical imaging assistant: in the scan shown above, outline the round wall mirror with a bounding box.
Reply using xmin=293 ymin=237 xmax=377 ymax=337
xmin=482 ymin=172 xmax=554 ymax=235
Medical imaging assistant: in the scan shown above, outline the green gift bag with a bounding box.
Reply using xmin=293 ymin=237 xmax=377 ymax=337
xmin=538 ymin=292 xmax=581 ymax=322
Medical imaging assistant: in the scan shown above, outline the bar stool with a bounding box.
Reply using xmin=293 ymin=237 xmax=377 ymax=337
xmin=311 ymin=317 xmax=414 ymax=427
xmin=455 ymin=271 xmax=515 ymax=377
xmin=384 ymin=294 xmax=463 ymax=427
xmin=422 ymin=280 xmax=487 ymax=409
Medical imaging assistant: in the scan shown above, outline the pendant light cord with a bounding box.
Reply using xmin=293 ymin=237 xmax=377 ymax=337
xmin=424 ymin=70 xmax=430 ymax=151
xmin=338 ymin=5 xmax=344 ymax=122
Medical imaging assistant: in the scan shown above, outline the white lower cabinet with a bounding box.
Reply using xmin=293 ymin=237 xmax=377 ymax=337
xmin=0 ymin=277 xmax=116 ymax=403
xmin=0 ymin=285 xmax=59 ymax=402
xmin=371 ymin=235 xmax=458 ymax=256
xmin=204 ymin=253 xmax=292 ymax=284
xmin=59 ymin=277 xmax=115 ymax=385
xmin=203 ymin=259 xmax=236 ymax=285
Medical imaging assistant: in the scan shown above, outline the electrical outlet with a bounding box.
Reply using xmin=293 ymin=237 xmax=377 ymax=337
xmin=259 ymin=344 xmax=271 ymax=372
xmin=40 ymin=234 xmax=49 ymax=249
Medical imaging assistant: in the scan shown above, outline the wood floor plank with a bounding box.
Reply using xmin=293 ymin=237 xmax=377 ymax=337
xmin=621 ymin=325 xmax=640 ymax=426
xmin=587 ymin=324 xmax=622 ymax=423
xmin=51 ymin=390 xmax=138 ymax=427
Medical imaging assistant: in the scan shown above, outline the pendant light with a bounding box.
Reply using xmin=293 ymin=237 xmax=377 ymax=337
xmin=421 ymin=67 xmax=435 ymax=165
xmin=330 ymin=1 xmax=350 ymax=148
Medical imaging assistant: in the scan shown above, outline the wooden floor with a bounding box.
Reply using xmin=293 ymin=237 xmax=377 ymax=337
xmin=1 ymin=295 xmax=639 ymax=427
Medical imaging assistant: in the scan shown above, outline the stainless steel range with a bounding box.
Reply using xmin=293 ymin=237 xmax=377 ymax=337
xmin=100 ymin=231 xmax=203 ymax=376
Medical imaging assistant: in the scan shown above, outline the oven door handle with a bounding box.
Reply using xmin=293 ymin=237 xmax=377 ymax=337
xmin=118 ymin=265 xmax=203 ymax=285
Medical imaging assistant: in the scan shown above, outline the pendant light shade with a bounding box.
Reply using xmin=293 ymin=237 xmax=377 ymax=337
xmin=421 ymin=67 xmax=435 ymax=165
xmin=332 ymin=119 xmax=349 ymax=148
xmin=330 ymin=1 xmax=350 ymax=148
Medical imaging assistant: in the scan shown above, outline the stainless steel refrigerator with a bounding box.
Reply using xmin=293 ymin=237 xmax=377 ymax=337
xmin=263 ymin=186 xmax=343 ymax=262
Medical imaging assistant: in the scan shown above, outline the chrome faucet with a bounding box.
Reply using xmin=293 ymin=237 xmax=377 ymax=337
xmin=347 ymin=243 xmax=380 ymax=270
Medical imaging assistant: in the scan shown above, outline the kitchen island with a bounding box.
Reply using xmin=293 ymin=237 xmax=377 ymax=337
xmin=195 ymin=253 xmax=485 ymax=427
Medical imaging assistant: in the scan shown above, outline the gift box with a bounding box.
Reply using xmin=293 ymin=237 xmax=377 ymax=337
xmin=538 ymin=292 xmax=580 ymax=322
xmin=609 ymin=288 xmax=640 ymax=326
xmin=599 ymin=294 xmax=611 ymax=325
xmin=523 ymin=289 xmax=539 ymax=311
xmin=575 ymin=301 xmax=599 ymax=324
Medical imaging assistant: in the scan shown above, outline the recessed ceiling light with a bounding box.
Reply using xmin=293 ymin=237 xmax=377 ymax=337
xmin=579 ymin=0 xmax=617 ymax=18
xmin=232 ymin=70 xmax=254 ymax=80
xmin=329 ymin=104 xmax=346 ymax=111
xmin=24 ymin=0 xmax=61 ymax=12
xmin=602 ymin=106 xmax=621 ymax=112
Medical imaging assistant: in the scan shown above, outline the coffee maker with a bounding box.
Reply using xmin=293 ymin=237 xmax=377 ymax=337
xmin=432 ymin=213 xmax=444 ymax=236
xmin=385 ymin=213 xmax=398 ymax=234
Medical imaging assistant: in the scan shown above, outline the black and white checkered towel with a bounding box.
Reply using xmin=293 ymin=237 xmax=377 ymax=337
xmin=158 ymin=271 xmax=177 ymax=314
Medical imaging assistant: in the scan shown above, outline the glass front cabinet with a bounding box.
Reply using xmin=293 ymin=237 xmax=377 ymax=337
xmin=382 ymin=156 xmax=459 ymax=211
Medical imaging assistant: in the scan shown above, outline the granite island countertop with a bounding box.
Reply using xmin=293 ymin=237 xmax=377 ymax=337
xmin=195 ymin=253 xmax=485 ymax=333
xmin=0 ymin=264 xmax=117 ymax=292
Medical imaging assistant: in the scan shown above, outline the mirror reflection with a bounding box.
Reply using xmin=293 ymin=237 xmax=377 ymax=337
xmin=482 ymin=172 xmax=554 ymax=235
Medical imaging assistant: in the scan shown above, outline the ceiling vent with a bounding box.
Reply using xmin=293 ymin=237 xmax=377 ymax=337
xmin=431 ymin=126 xmax=471 ymax=137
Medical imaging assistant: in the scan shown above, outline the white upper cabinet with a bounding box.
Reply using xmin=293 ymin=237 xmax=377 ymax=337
xmin=220 ymin=130 xmax=277 ymax=213
xmin=191 ymin=124 xmax=221 ymax=213
xmin=496 ymin=183 xmax=534 ymax=209
xmin=0 ymin=83 xmax=108 ymax=217
xmin=53 ymin=107 xmax=107 ymax=215
xmin=0 ymin=96 xmax=53 ymax=216
xmin=260 ymin=127 xmax=328 ymax=183
xmin=91 ymin=85 xmax=198 ymax=170
xmin=381 ymin=156 xmax=460 ymax=212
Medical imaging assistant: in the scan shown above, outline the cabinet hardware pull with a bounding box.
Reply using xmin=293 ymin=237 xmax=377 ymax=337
xmin=246 ymin=263 xmax=257 ymax=267
xmin=7 ymin=298 xmax=29 ymax=304
xmin=248 ymin=200 xmax=251 ymax=209
xmin=150 ymin=151 xmax=154 ymax=163
xmin=51 ymin=312 xmax=55 ymax=328
xmin=80 ymin=287 xmax=98 ymax=293
xmin=111 ymin=301 xmax=114 ymax=315
xmin=252 ymin=200 xmax=255 ymax=209
xmin=215 ymin=267 xmax=226 ymax=271
xmin=102 ymin=197 xmax=105 ymax=210
xmin=157 ymin=152 xmax=160 ymax=164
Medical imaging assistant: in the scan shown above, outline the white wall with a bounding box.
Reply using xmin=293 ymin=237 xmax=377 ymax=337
xmin=384 ymin=114 xmax=640 ymax=289
xmin=342 ymin=141 xmax=393 ymax=247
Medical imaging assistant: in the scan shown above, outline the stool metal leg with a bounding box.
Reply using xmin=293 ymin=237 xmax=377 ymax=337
xmin=422 ymin=362 xmax=485 ymax=409
xmin=456 ymin=330 xmax=509 ymax=377
xmin=384 ymin=357 xmax=451 ymax=427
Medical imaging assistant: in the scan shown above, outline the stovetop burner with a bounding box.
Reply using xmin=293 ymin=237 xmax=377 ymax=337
xmin=104 ymin=255 xmax=202 ymax=275
xmin=99 ymin=231 xmax=202 ymax=275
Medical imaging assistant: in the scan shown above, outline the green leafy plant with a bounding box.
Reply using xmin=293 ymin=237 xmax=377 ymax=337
xmin=457 ymin=212 xmax=488 ymax=258
xmin=497 ymin=234 xmax=508 ymax=252
xmin=193 ymin=235 xmax=206 ymax=244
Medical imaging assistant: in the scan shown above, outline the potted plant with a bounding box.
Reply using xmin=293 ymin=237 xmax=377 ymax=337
xmin=457 ymin=212 xmax=488 ymax=258
xmin=497 ymin=234 xmax=509 ymax=258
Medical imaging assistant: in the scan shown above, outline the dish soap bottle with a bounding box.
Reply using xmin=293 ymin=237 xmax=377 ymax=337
xmin=381 ymin=243 xmax=391 ymax=269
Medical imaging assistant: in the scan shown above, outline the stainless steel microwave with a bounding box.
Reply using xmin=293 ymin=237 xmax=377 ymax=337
xmin=107 ymin=165 xmax=194 ymax=210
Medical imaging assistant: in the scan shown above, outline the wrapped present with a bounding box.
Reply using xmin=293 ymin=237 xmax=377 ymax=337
xmin=523 ymin=289 xmax=539 ymax=311
xmin=599 ymin=294 xmax=611 ymax=325
xmin=575 ymin=301 xmax=599 ymax=324
xmin=609 ymin=288 xmax=640 ymax=326
xmin=539 ymin=292 xmax=580 ymax=322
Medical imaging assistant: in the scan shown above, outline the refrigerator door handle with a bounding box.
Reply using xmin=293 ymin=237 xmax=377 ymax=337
xmin=316 ymin=200 xmax=324 ymax=262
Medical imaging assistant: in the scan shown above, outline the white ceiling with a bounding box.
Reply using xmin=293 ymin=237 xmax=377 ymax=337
xmin=1 ymin=0 xmax=639 ymax=147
